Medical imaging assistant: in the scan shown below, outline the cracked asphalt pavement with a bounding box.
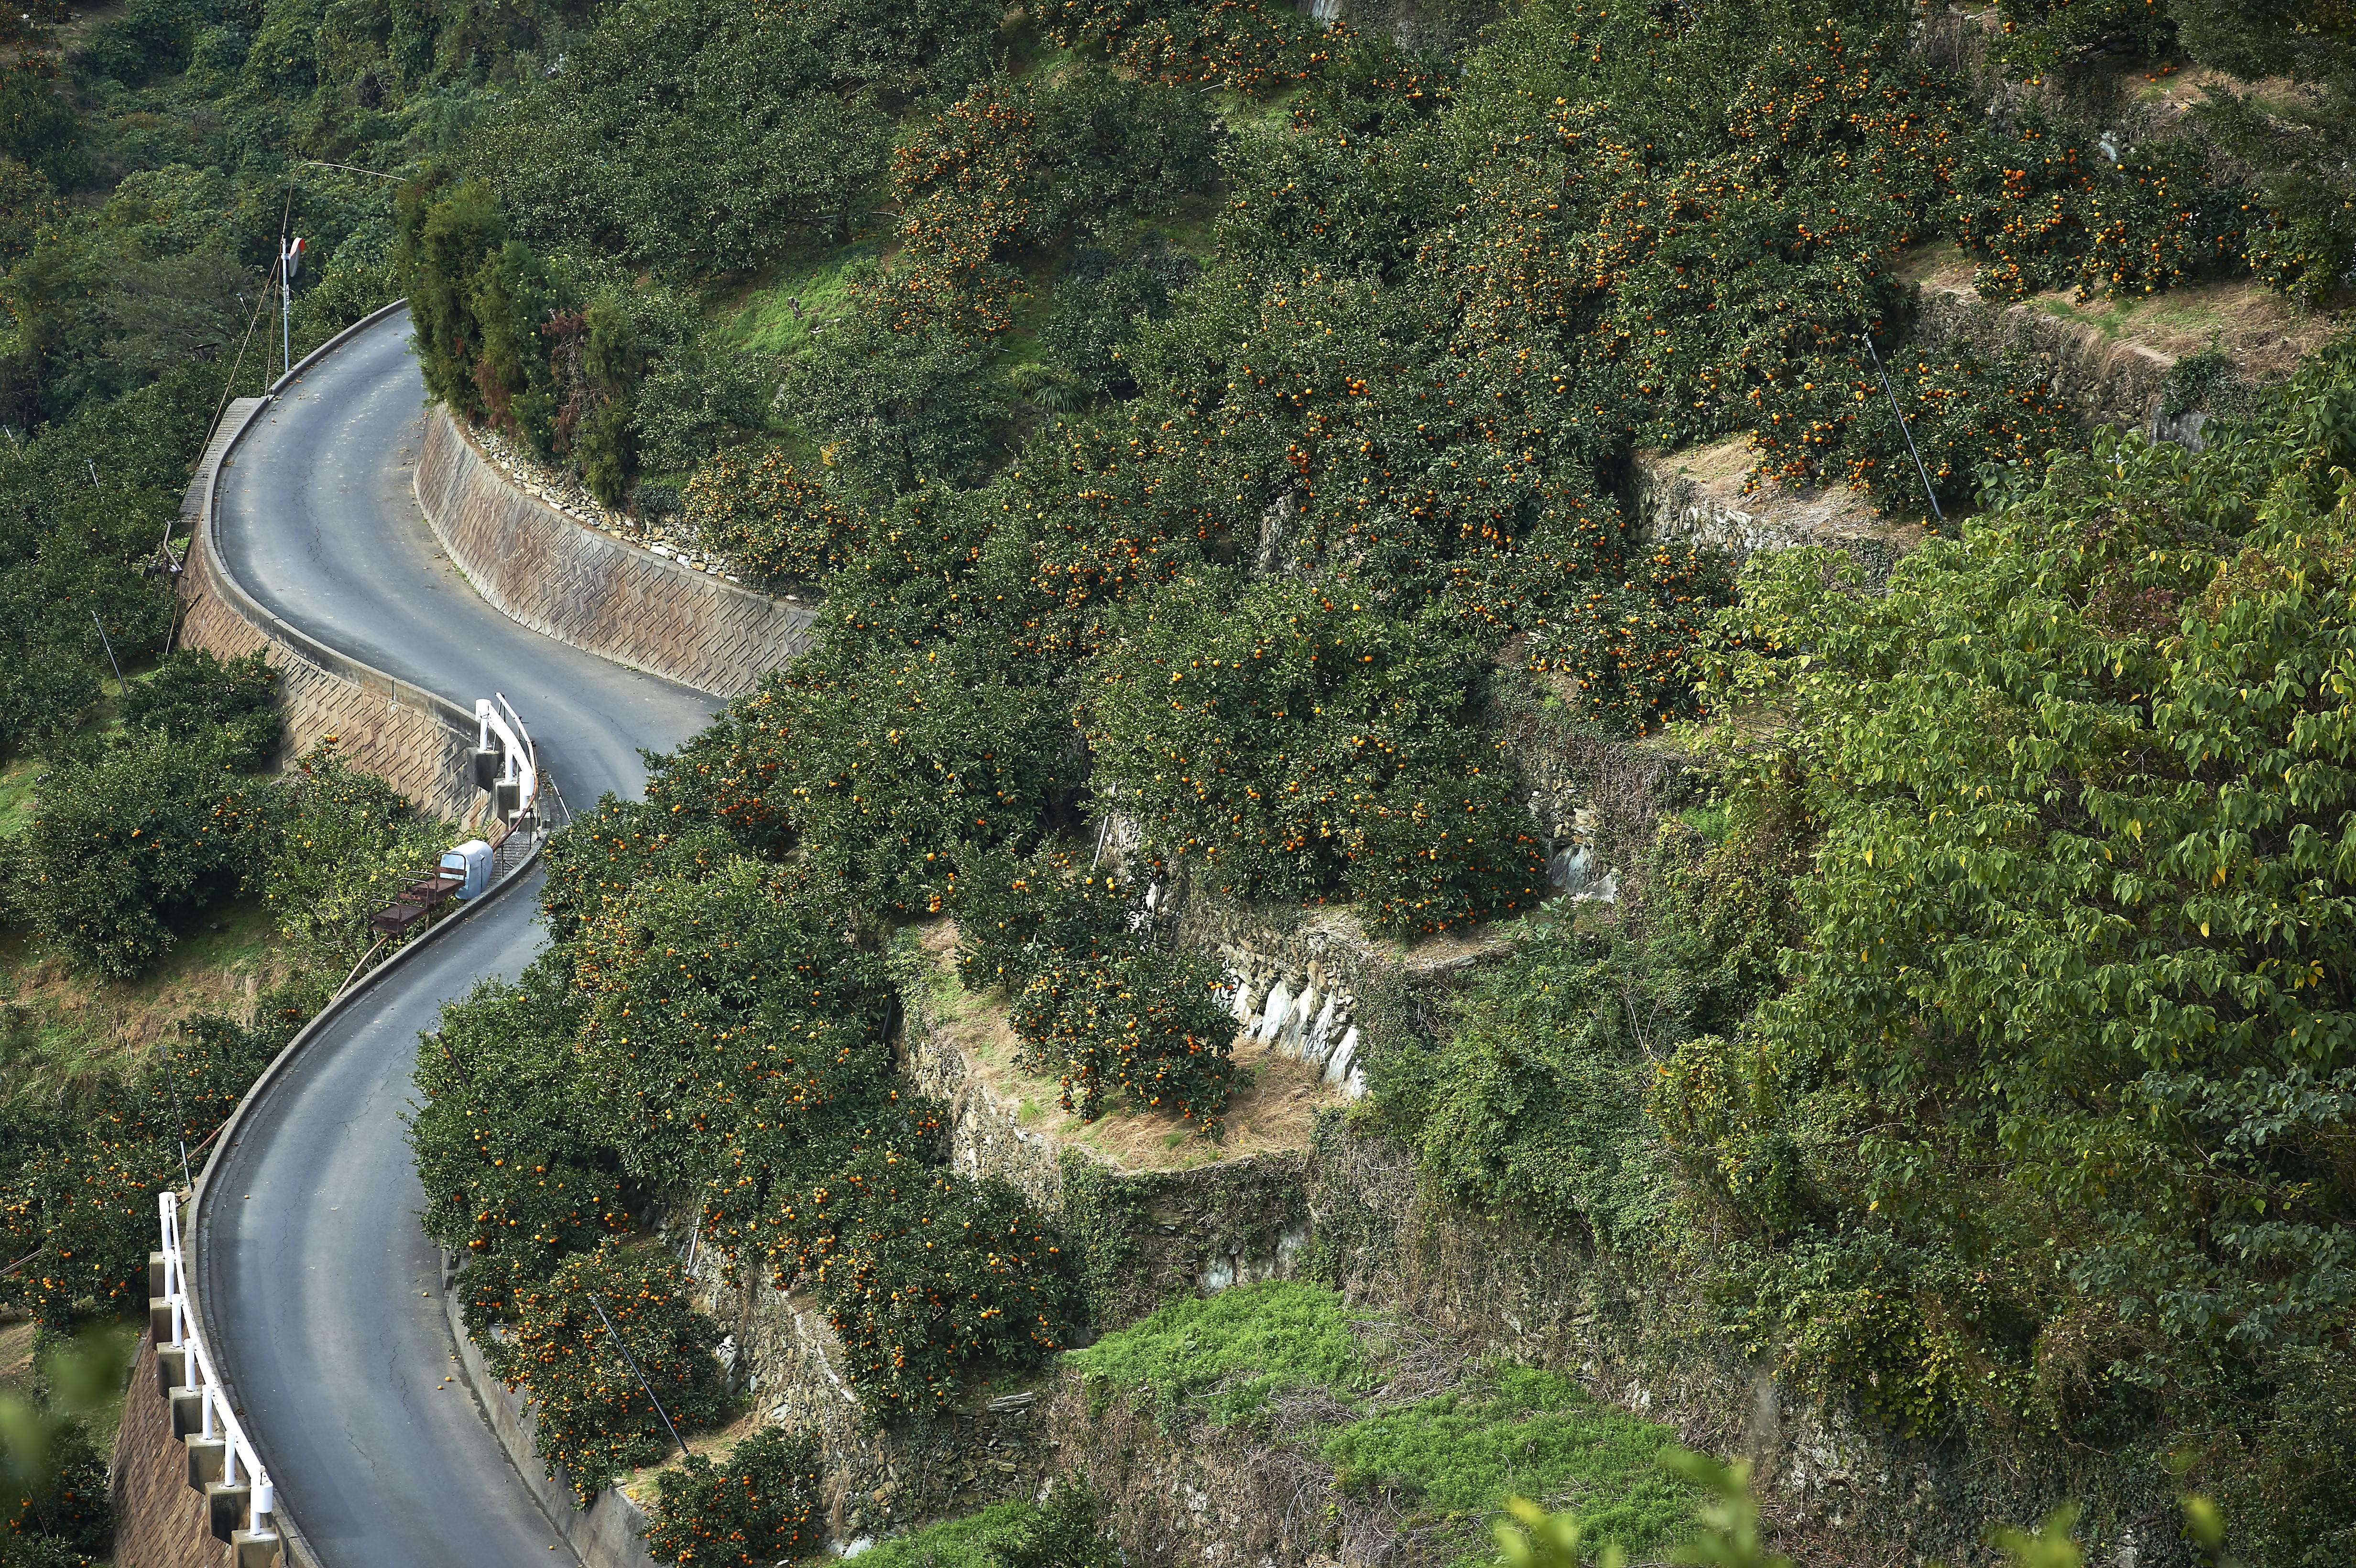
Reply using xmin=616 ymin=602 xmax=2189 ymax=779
xmin=198 ymin=308 xmax=717 ymax=1567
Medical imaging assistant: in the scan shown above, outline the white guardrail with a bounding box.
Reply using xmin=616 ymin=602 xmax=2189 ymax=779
xmin=157 ymin=1190 xmax=277 ymax=1545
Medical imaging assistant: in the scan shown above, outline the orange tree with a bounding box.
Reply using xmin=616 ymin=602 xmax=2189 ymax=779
xmin=683 ymin=448 xmax=867 ymax=589
xmin=955 ymin=847 xmax=1237 ymax=1125
xmin=412 ymin=958 xmax=632 ymax=1337
xmin=1032 ymin=0 xmax=1332 ymax=92
xmin=644 ymin=1427 xmax=823 ymax=1568
xmin=768 ymin=1143 xmax=1078 ymax=1415
xmin=18 ymin=729 xmax=282 ymax=978
xmin=1085 ymin=575 xmax=1549 ymax=933
xmin=0 ymin=994 xmax=304 ymax=1329
xmin=480 ymin=1243 xmax=731 ymax=1505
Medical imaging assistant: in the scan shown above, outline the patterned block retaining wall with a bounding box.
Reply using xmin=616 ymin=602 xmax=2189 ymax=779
xmin=175 ymin=397 xmax=485 ymax=828
xmin=414 ymin=411 xmax=814 ymax=699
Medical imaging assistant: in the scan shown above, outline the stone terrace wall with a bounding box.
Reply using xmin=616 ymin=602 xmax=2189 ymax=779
xmin=415 ymin=412 xmax=814 ymax=699
xmin=175 ymin=399 xmax=484 ymax=828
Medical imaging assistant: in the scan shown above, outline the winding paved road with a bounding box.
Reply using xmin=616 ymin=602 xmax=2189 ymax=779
xmin=200 ymin=309 xmax=718 ymax=1567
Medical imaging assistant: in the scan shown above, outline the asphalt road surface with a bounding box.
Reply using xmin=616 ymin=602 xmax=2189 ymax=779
xmin=200 ymin=308 xmax=718 ymax=1567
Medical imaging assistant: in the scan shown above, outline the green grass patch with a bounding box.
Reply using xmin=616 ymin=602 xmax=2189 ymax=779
xmin=0 ymin=751 xmax=40 ymax=838
xmin=1321 ymin=1365 xmax=1695 ymax=1567
xmin=718 ymin=242 xmax=886 ymax=359
xmin=857 ymin=1500 xmax=1042 ymax=1568
xmin=1069 ymin=1279 xmax=1371 ymax=1428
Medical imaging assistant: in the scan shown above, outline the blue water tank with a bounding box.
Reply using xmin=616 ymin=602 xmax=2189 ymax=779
xmin=441 ymin=840 xmax=493 ymax=900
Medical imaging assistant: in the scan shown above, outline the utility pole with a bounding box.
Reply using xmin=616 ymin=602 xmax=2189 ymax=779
xmin=280 ymin=236 xmax=304 ymax=380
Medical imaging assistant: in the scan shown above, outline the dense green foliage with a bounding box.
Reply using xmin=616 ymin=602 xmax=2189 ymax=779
xmin=1367 ymin=345 xmax=2356 ymax=1558
xmin=0 ymin=989 xmax=302 ymax=1329
xmin=357 ymin=0 xmax=2356 ymax=1549
xmin=480 ymin=1244 xmax=731 ymax=1505
xmin=1666 ymin=350 xmax=2356 ymax=1550
xmin=389 ymin=0 xmax=2332 ymax=944
xmin=642 ymin=1427 xmax=824 ymax=1568
xmin=1987 ymin=0 xmax=2354 ymax=302
xmin=416 ymin=768 xmax=1082 ymax=1431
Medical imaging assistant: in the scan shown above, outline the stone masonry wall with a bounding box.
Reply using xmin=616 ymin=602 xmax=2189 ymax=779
xmin=175 ymin=400 xmax=484 ymax=828
xmin=666 ymin=1244 xmax=1060 ymax=1549
xmin=414 ymin=411 xmax=814 ymax=699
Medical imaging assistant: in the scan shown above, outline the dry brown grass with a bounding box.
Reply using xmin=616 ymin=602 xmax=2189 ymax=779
xmin=0 ymin=900 xmax=304 ymax=1109
xmin=1896 ymin=241 xmax=2340 ymax=380
xmin=914 ymin=920 xmax=1340 ymax=1173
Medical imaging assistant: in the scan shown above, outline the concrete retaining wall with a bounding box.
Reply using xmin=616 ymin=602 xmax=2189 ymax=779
xmin=414 ymin=411 xmax=815 ymax=699
xmin=440 ymin=1276 xmax=660 ymax=1568
xmin=174 ymin=394 xmax=485 ymax=828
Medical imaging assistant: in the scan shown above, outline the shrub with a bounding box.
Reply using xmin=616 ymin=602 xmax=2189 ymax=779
xmin=1659 ymin=349 xmax=2356 ymax=1537
xmin=778 ymin=1144 xmax=1079 ymax=1417
xmin=643 ymin=1427 xmax=823 ymax=1568
xmin=120 ymin=648 xmax=279 ymax=771
xmin=18 ymin=730 xmax=277 ymax=977
xmin=480 ymin=1245 xmax=731 ymax=1506
xmin=854 ymin=1488 xmax=1116 ymax=1568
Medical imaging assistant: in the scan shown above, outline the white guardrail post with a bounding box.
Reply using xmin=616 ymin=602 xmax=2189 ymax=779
xmin=162 ymin=1190 xmax=277 ymax=1546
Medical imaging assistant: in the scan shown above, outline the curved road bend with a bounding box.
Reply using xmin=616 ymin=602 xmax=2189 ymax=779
xmin=204 ymin=307 xmax=718 ymax=1567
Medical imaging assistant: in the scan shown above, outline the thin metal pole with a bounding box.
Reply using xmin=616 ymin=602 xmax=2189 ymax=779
xmin=90 ymin=611 xmax=129 ymax=698
xmin=282 ymin=245 xmax=292 ymax=381
xmin=1864 ymin=336 xmax=1944 ymax=525
xmin=585 ymin=1290 xmax=688 ymax=1458
xmin=165 ymin=1052 xmax=193 ymax=1191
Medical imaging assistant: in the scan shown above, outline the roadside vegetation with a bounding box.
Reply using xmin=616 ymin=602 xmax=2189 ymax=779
xmin=0 ymin=4 xmax=583 ymax=1557
xmin=0 ymin=0 xmax=2334 ymax=1558
xmin=387 ymin=0 xmax=2356 ymax=1557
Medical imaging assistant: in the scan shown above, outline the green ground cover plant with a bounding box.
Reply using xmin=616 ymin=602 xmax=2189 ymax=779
xmin=1068 ymin=1279 xmax=1371 ymax=1428
xmin=1322 ymin=1366 xmax=1693 ymax=1567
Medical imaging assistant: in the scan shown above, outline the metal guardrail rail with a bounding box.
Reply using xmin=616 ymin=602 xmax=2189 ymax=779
xmin=156 ymin=1191 xmax=278 ymax=1550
